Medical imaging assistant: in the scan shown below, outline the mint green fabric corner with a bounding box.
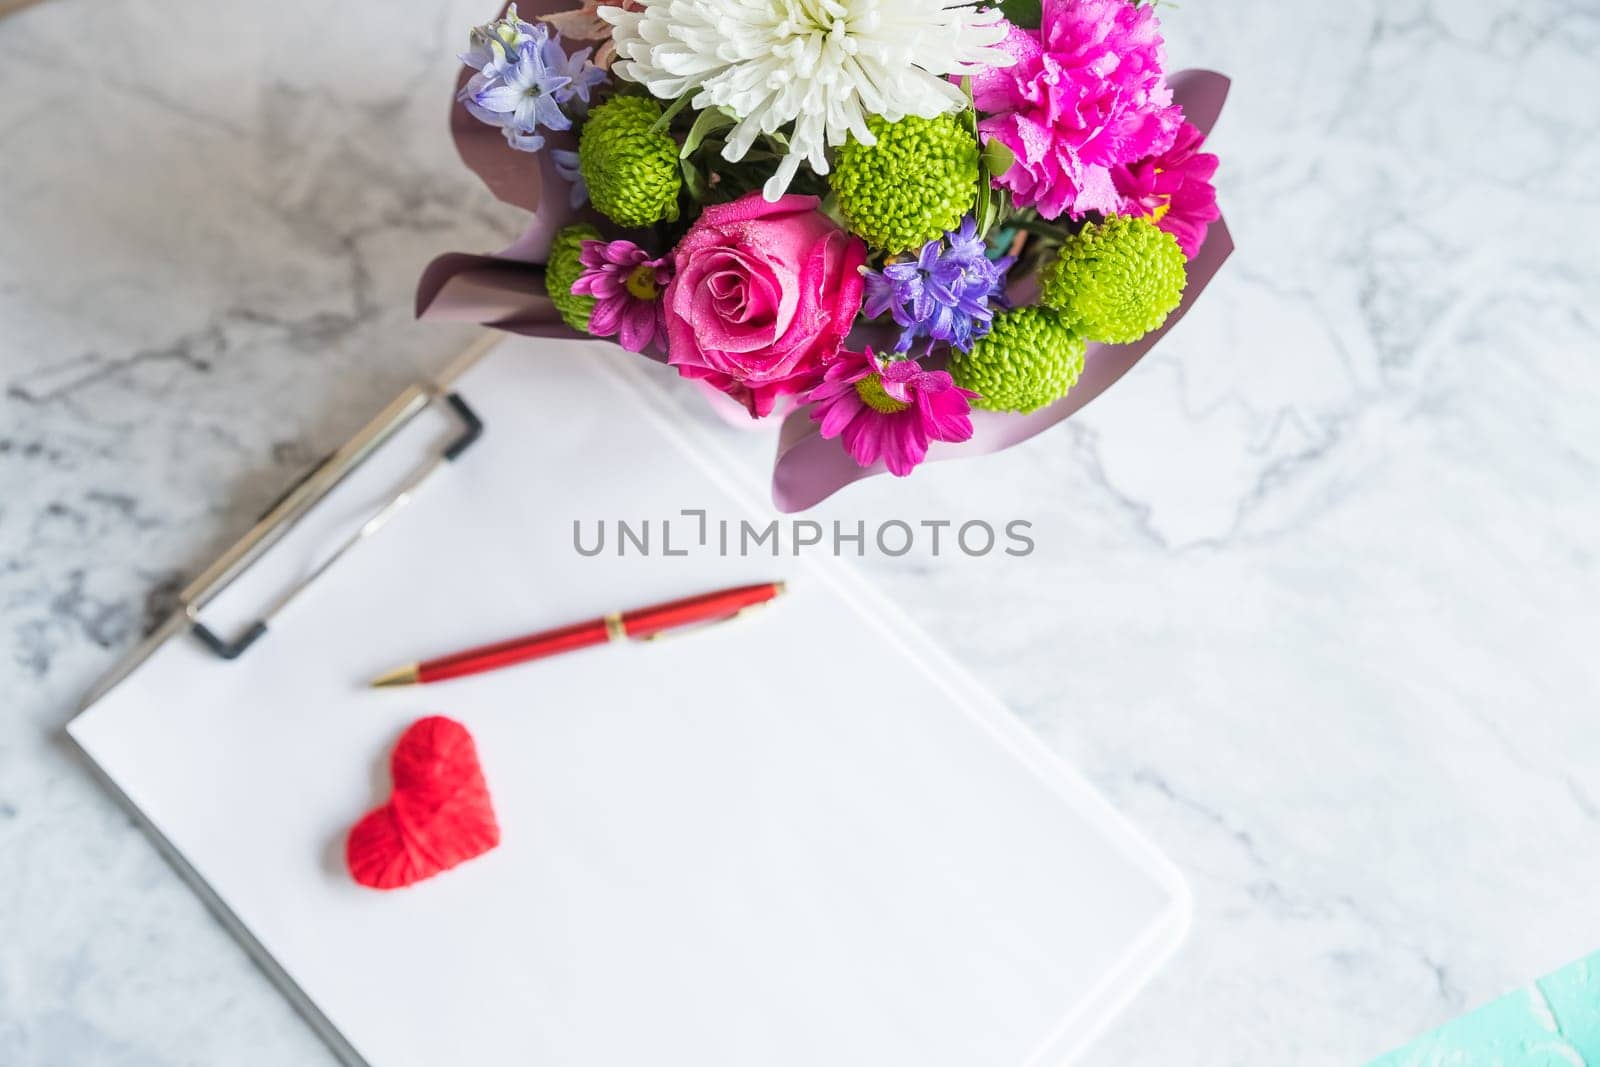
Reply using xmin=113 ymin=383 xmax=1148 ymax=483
xmin=1370 ymin=954 xmax=1600 ymax=1066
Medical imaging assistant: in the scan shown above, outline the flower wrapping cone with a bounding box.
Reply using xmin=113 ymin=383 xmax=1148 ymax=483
xmin=416 ymin=6 xmax=1233 ymax=513
xmin=416 ymin=0 xmax=605 ymax=339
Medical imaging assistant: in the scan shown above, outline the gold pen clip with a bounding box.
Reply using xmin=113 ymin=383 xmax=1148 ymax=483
xmin=641 ymin=600 xmax=774 ymax=643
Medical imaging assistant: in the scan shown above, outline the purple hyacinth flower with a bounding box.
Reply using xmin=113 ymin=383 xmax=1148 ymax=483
xmin=552 ymin=148 xmax=588 ymax=209
xmin=474 ymin=39 xmax=572 ymax=131
xmin=460 ymin=3 xmax=540 ymax=73
xmin=543 ymin=37 xmax=607 ymax=112
xmin=861 ymin=217 xmax=1014 ymax=354
xmin=456 ymin=6 xmax=607 ymax=155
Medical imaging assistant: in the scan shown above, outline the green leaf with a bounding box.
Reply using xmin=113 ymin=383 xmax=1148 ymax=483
xmin=819 ymin=190 xmax=845 ymax=227
xmin=965 ymin=78 xmax=1001 ymax=234
xmin=981 ymin=139 xmax=1016 ymax=178
xmin=680 ymin=107 xmax=736 ymax=159
xmin=998 ymin=0 xmax=1041 ymax=28
xmin=650 ymin=92 xmax=693 ymax=134
xmin=972 ymin=188 xmax=998 ymax=238
xmin=1010 ymin=217 xmax=1069 ymax=241
xmin=680 ymin=157 xmax=709 ymax=202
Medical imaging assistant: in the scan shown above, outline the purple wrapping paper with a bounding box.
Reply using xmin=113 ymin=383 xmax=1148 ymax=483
xmin=415 ymin=8 xmax=1233 ymax=511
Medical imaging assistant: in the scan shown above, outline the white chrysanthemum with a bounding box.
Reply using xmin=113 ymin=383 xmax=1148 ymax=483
xmin=600 ymin=0 xmax=1011 ymax=200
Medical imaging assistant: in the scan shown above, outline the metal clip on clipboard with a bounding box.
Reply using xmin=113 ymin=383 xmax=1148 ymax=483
xmin=181 ymin=383 xmax=483 ymax=660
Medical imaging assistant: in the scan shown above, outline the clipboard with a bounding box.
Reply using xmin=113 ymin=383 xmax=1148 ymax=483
xmin=82 ymin=334 xmax=498 ymax=703
xmin=69 ymin=334 xmax=1190 ymax=1067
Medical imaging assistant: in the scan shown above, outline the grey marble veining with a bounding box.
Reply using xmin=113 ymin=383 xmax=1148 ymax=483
xmin=2 ymin=0 xmax=1598 ymax=1064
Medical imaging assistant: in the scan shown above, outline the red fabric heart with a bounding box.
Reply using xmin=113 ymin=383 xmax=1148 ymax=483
xmin=346 ymin=716 xmax=500 ymax=890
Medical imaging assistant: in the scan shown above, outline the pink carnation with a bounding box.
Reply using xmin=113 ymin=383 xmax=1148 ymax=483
xmin=664 ymin=193 xmax=867 ymax=419
xmin=972 ymin=0 xmax=1183 ymax=220
xmin=1112 ymin=121 xmax=1220 ymax=260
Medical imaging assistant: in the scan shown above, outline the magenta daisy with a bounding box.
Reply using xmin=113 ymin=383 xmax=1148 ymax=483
xmin=1111 ymin=121 xmax=1221 ymax=260
xmin=570 ymin=239 xmax=672 ymax=352
xmin=803 ymin=348 xmax=978 ymax=476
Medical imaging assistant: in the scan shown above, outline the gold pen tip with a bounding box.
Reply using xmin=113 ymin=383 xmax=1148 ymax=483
xmin=369 ymin=664 xmax=420 ymax=688
xmin=773 ymin=580 xmax=788 ymax=597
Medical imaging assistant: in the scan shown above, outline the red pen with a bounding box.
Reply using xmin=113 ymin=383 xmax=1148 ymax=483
xmin=369 ymin=580 xmax=786 ymax=687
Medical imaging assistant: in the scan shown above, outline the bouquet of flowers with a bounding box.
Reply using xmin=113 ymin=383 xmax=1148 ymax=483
xmin=419 ymin=0 xmax=1232 ymax=510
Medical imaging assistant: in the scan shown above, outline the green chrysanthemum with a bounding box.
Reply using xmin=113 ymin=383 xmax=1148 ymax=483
xmin=831 ymin=114 xmax=979 ymax=254
xmin=949 ymin=306 xmax=1085 ymax=413
xmin=546 ymin=223 xmax=600 ymax=333
xmin=1039 ymin=216 xmax=1187 ymax=344
xmin=578 ymin=96 xmax=680 ymax=228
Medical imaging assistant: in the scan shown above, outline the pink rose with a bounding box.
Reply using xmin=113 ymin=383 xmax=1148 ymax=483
xmin=664 ymin=193 xmax=868 ymax=418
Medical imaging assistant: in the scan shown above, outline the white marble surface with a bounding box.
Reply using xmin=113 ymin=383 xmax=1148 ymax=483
xmin=1 ymin=0 xmax=1597 ymax=1064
